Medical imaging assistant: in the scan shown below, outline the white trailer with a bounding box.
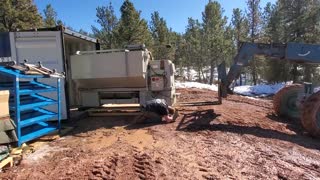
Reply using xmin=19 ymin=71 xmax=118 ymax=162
xmin=0 ymin=26 xmax=100 ymax=119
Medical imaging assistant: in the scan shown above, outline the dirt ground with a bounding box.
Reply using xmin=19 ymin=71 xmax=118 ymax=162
xmin=1 ymin=88 xmax=320 ymax=180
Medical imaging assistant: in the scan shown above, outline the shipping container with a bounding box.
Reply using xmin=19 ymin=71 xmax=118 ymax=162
xmin=0 ymin=26 xmax=100 ymax=120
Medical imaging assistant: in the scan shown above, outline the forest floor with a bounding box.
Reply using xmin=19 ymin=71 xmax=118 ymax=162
xmin=1 ymin=88 xmax=320 ymax=180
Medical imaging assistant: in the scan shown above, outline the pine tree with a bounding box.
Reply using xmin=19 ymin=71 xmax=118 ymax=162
xmin=115 ymin=0 xmax=152 ymax=47
xmin=0 ymin=0 xmax=42 ymax=31
xmin=223 ymin=24 xmax=236 ymax=67
xmin=246 ymin=0 xmax=262 ymax=85
xmin=174 ymin=34 xmax=189 ymax=77
xmin=92 ymin=2 xmax=118 ymax=49
xmin=78 ymin=29 xmax=94 ymax=37
xmin=231 ymin=8 xmax=249 ymax=50
xmin=167 ymin=29 xmax=182 ymax=61
xmin=262 ymin=2 xmax=292 ymax=83
xmin=57 ymin=20 xmax=64 ymax=26
xmin=150 ymin=11 xmax=172 ymax=60
xmin=202 ymin=0 xmax=227 ymax=84
xmin=278 ymin=0 xmax=320 ymax=82
xmin=231 ymin=8 xmax=249 ymax=85
xmin=43 ymin=4 xmax=57 ymax=27
xmin=185 ymin=18 xmax=203 ymax=82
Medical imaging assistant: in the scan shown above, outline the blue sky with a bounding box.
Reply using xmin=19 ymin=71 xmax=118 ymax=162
xmin=34 ymin=0 xmax=276 ymax=33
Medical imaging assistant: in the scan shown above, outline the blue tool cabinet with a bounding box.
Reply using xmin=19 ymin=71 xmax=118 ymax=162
xmin=0 ymin=66 xmax=61 ymax=146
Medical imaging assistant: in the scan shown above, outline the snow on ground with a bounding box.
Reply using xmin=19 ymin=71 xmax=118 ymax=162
xmin=235 ymin=84 xmax=320 ymax=96
xmin=176 ymin=81 xmax=320 ymax=97
xmin=175 ymin=81 xmax=218 ymax=91
xmin=176 ymin=81 xmax=286 ymax=97
xmin=233 ymin=83 xmax=288 ymax=97
xmin=175 ymin=67 xmax=218 ymax=81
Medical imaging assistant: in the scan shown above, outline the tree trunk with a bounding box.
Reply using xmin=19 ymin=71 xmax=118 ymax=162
xmin=200 ymin=68 xmax=206 ymax=83
xmin=292 ymin=64 xmax=298 ymax=83
xmin=209 ymin=60 xmax=214 ymax=85
xmin=251 ymin=59 xmax=257 ymax=85
xmin=198 ymin=67 xmax=202 ymax=82
xmin=304 ymin=65 xmax=312 ymax=82
xmin=187 ymin=66 xmax=191 ymax=81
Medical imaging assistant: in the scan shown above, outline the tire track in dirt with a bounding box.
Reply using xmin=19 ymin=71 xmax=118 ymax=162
xmin=88 ymin=154 xmax=119 ymax=180
xmin=133 ymin=152 xmax=156 ymax=179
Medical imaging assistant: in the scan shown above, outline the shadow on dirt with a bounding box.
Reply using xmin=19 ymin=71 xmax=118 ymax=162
xmin=177 ymin=109 xmax=320 ymax=151
xmin=125 ymin=121 xmax=167 ymax=130
xmin=66 ymin=114 xmax=166 ymax=137
xmin=176 ymin=109 xmax=221 ymax=131
xmin=67 ymin=116 xmax=135 ymax=137
xmin=266 ymin=113 xmax=306 ymax=134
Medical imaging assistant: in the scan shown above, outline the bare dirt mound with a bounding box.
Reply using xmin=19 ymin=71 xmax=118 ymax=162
xmin=1 ymin=88 xmax=320 ymax=179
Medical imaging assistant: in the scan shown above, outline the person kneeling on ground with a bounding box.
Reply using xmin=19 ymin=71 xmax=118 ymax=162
xmin=135 ymin=99 xmax=176 ymax=124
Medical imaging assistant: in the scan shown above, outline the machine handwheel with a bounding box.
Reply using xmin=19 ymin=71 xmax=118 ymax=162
xmin=273 ymin=84 xmax=303 ymax=119
xmin=301 ymin=91 xmax=320 ymax=137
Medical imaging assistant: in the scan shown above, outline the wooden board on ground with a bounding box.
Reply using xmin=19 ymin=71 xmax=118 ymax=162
xmin=0 ymin=156 xmax=13 ymax=169
xmin=177 ymin=101 xmax=221 ymax=107
xmin=101 ymin=104 xmax=141 ymax=110
xmin=102 ymin=104 xmax=140 ymax=108
xmin=88 ymin=111 xmax=142 ymax=117
xmin=38 ymin=126 xmax=74 ymax=140
xmin=88 ymin=109 xmax=140 ymax=113
xmin=38 ymin=134 xmax=60 ymax=141
xmin=96 ymin=107 xmax=141 ymax=111
xmin=88 ymin=104 xmax=142 ymax=116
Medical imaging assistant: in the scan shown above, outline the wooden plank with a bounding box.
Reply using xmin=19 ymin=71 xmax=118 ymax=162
xmin=88 ymin=104 xmax=143 ymax=116
xmin=88 ymin=112 xmax=143 ymax=117
xmin=88 ymin=108 xmax=140 ymax=112
xmin=88 ymin=109 xmax=141 ymax=114
xmin=0 ymin=90 xmax=9 ymax=118
xmin=177 ymin=101 xmax=221 ymax=106
xmin=38 ymin=134 xmax=60 ymax=141
xmin=0 ymin=156 xmax=13 ymax=169
xmin=10 ymin=148 xmax=22 ymax=155
xmin=38 ymin=126 xmax=74 ymax=140
xmin=101 ymin=104 xmax=140 ymax=108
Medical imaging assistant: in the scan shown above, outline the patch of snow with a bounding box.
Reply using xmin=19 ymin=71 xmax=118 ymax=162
xmin=175 ymin=81 xmax=218 ymax=91
xmin=175 ymin=67 xmax=219 ymax=81
xmin=234 ymin=83 xmax=320 ymax=97
xmin=175 ymin=80 xmax=319 ymax=98
xmin=233 ymin=82 xmax=291 ymax=97
xmin=245 ymin=96 xmax=263 ymax=101
xmin=175 ymin=67 xmax=199 ymax=81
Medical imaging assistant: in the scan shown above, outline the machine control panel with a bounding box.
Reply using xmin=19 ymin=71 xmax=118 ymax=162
xmin=150 ymin=76 xmax=164 ymax=91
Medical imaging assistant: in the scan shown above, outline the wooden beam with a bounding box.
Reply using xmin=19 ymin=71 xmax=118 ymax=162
xmin=0 ymin=156 xmax=13 ymax=169
xmin=88 ymin=108 xmax=140 ymax=112
xmin=101 ymin=104 xmax=140 ymax=108
xmin=88 ymin=112 xmax=143 ymax=117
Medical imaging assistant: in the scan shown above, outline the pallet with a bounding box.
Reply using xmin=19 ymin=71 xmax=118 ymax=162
xmin=88 ymin=104 xmax=142 ymax=116
xmin=0 ymin=156 xmax=13 ymax=169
